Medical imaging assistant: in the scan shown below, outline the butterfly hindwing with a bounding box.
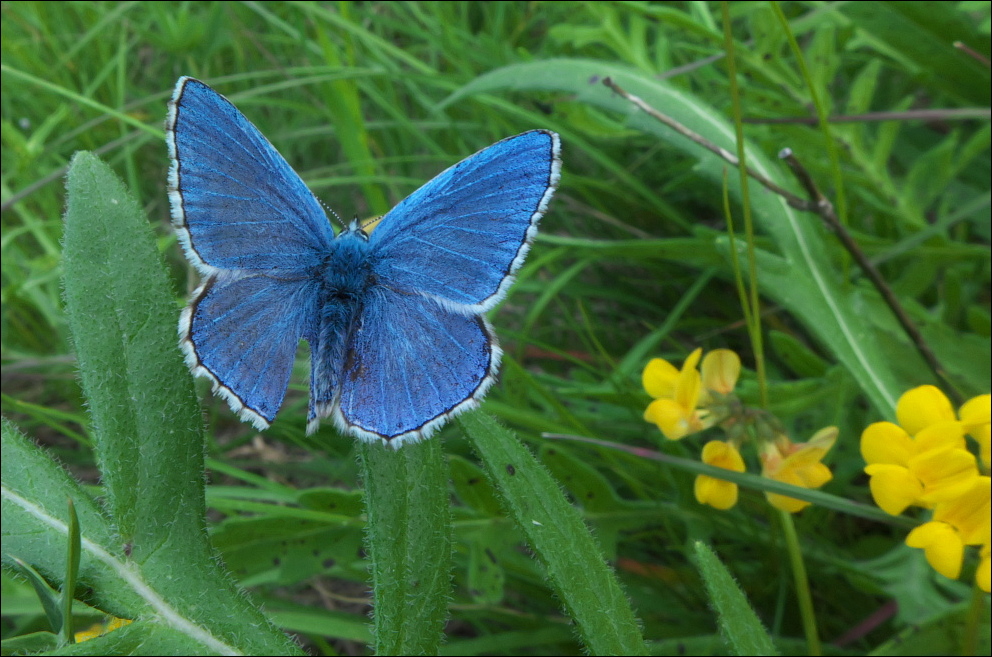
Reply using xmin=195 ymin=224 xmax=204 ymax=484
xmin=370 ymin=130 xmax=561 ymax=312
xmin=330 ymin=287 xmax=498 ymax=445
xmin=182 ymin=272 xmax=320 ymax=428
xmin=167 ymin=77 xmax=334 ymax=274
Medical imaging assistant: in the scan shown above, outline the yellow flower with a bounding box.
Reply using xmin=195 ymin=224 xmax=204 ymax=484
xmin=862 ymin=387 xmax=990 ymax=590
xmin=906 ymin=520 xmax=964 ymax=579
xmin=700 ymin=349 xmax=741 ymax=396
xmin=75 ymin=616 xmax=132 ymax=642
xmin=761 ymin=427 xmax=837 ymax=513
xmin=959 ymin=394 xmax=991 ymax=469
xmin=905 ymin=476 xmax=990 ymax=582
xmin=861 ymin=388 xmax=980 ymax=515
xmin=695 ymin=440 xmax=745 ymax=510
xmin=896 ymin=385 xmax=956 ymax=435
xmin=643 ymin=348 xmax=740 ymax=440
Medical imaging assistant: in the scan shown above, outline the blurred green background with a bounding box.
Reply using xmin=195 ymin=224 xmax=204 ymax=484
xmin=2 ymin=2 xmax=989 ymax=654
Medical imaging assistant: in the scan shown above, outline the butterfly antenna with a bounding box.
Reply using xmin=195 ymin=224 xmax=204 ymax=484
xmin=360 ymin=215 xmax=383 ymax=232
xmin=321 ymin=199 xmax=345 ymax=230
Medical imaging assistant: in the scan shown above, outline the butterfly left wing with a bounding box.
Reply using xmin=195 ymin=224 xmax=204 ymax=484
xmin=182 ymin=272 xmax=320 ymax=429
xmin=167 ymin=77 xmax=332 ymax=426
xmin=324 ymin=286 xmax=498 ymax=446
xmin=370 ymin=130 xmax=561 ymax=312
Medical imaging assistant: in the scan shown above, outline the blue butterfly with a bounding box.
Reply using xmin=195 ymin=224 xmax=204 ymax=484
xmin=166 ymin=77 xmax=561 ymax=447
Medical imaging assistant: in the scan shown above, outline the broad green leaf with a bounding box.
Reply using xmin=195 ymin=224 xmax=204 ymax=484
xmin=0 ymin=631 xmax=60 ymax=654
xmin=47 ymin=152 xmax=298 ymax=654
xmin=62 ymin=151 xmax=203 ymax=554
xmin=460 ymin=411 xmax=648 ymax=656
xmin=2 ymin=418 xmax=143 ymax=618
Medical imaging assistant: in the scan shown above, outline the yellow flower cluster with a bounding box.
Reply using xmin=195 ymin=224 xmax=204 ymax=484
xmin=861 ymin=386 xmax=990 ymax=592
xmin=643 ymin=348 xmax=738 ymax=440
xmin=643 ymin=348 xmax=836 ymax=513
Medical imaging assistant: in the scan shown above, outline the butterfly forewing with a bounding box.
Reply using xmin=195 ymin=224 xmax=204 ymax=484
xmin=370 ymin=130 xmax=561 ymax=313
xmin=168 ymin=77 xmax=334 ymax=274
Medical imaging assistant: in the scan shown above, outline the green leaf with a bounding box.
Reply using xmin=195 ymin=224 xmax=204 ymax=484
xmin=3 ymin=151 xmax=302 ymax=654
xmin=465 ymin=529 xmax=506 ymax=605
xmin=2 ymin=418 xmax=141 ymax=618
xmin=449 ymin=454 xmax=503 ymax=516
xmin=693 ymin=542 xmax=779 ymax=656
xmin=0 ymin=631 xmax=60 ymax=654
xmin=10 ymin=557 xmax=64 ymax=637
xmin=837 ymin=1 xmax=991 ymax=106
xmin=870 ymin=596 xmax=991 ymax=656
xmin=62 ymin=498 xmax=81 ymax=644
xmin=359 ymin=438 xmax=452 ymax=655
xmin=460 ymin=411 xmax=648 ymax=656
xmin=62 ymin=151 xmax=203 ymax=553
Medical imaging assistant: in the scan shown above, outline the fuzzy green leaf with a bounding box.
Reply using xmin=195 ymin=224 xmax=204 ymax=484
xmin=460 ymin=411 xmax=648 ymax=656
xmin=359 ymin=438 xmax=452 ymax=655
xmin=693 ymin=542 xmax=779 ymax=656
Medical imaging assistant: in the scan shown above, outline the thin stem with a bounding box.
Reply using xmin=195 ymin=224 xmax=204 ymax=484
xmin=744 ymin=107 xmax=990 ymax=124
xmin=960 ymin=582 xmax=985 ymax=656
xmin=722 ymin=172 xmax=756 ymax=342
xmin=601 ymin=77 xmax=815 ymax=213
xmin=777 ymin=509 xmax=821 ymax=656
xmin=721 ymin=1 xmax=766 ymax=408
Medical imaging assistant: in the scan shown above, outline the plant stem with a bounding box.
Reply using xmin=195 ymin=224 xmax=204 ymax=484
xmin=777 ymin=509 xmax=821 ymax=656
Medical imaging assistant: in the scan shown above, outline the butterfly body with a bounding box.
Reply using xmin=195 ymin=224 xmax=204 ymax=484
xmin=167 ymin=77 xmax=560 ymax=446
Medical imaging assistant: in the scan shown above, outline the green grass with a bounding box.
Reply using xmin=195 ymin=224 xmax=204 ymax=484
xmin=2 ymin=2 xmax=989 ymax=655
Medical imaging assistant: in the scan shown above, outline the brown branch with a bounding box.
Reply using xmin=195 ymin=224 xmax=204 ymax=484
xmin=602 ymin=77 xmax=817 ymax=213
xmin=778 ymin=150 xmax=961 ymax=403
xmin=602 ymin=76 xmax=962 ymax=403
xmin=954 ymin=41 xmax=991 ymax=68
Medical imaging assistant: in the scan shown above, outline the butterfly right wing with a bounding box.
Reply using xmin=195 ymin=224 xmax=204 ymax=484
xmin=369 ymin=130 xmax=560 ymax=313
xmin=319 ymin=286 xmax=498 ymax=446
xmin=167 ymin=77 xmax=334 ymax=274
